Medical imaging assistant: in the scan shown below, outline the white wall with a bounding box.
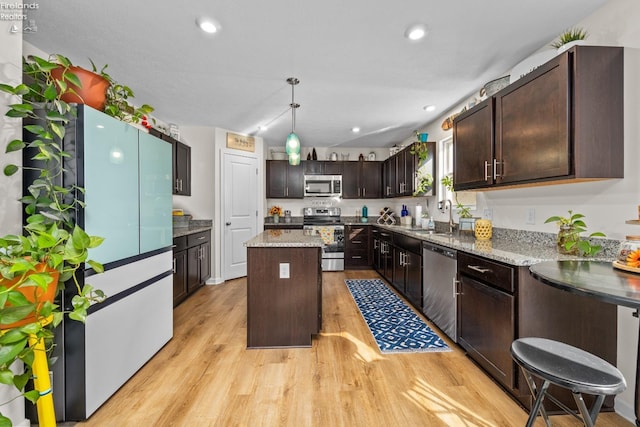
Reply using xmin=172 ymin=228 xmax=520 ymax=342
xmin=0 ymin=2 xmax=32 ymax=425
xmin=407 ymin=0 xmax=640 ymax=420
xmin=175 ymin=127 xmax=265 ymax=284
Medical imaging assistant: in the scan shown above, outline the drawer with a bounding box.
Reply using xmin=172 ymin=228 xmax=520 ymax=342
xmin=173 ymin=236 xmax=187 ymax=252
xmin=458 ymin=252 xmax=515 ymax=293
xmin=187 ymin=230 xmax=210 ymax=247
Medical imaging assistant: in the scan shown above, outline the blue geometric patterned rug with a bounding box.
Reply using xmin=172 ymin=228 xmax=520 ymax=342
xmin=345 ymin=279 xmax=450 ymax=353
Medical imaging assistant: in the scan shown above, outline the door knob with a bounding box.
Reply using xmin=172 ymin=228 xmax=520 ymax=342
xmin=226 ymin=222 xmax=231 ymax=226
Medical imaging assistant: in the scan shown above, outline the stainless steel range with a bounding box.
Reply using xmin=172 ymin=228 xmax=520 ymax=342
xmin=303 ymin=207 xmax=344 ymax=271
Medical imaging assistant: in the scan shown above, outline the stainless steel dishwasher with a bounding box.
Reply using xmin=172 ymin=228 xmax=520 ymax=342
xmin=422 ymin=241 xmax=457 ymax=342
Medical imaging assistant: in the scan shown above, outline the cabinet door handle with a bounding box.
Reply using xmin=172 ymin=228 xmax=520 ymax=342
xmin=352 ymin=255 xmax=362 ymax=259
xmin=484 ymin=160 xmax=490 ymax=181
xmin=175 ymin=179 xmax=180 ymax=191
xmin=453 ymin=277 xmax=461 ymax=297
xmin=352 ymin=240 xmax=361 ymax=244
xmin=468 ymin=265 xmax=491 ymax=274
xmin=173 ymin=258 xmax=176 ymax=274
xmin=493 ymin=159 xmax=504 ymax=179
xmin=197 ymin=236 xmax=205 ymax=240
xmin=373 ymin=240 xmax=378 ymax=249
xmin=358 ymin=188 xmax=361 ymax=197
xmin=362 ymin=188 xmax=366 ymax=198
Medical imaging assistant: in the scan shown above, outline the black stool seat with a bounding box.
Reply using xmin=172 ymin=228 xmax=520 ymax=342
xmin=511 ymin=337 xmax=626 ymax=427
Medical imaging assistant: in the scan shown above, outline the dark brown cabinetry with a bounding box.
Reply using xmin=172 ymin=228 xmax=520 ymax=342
xmin=343 ymin=161 xmax=382 ymax=199
xmin=159 ymin=134 xmax=191 ymax=196
xmin=457 ymin=252 xmax=516 ymax=391
xmin=453 ymin=46 xmax=623 ymax=191
xmin=373 ymin=228 xmax=393 ymax=282
xmin=304 ymin=160 xmax=343 ymax=175
xmin=345 ymin=225 xmax=371 ymax=269
xmin=383 ymin=144 xmax=419 ymax=197
xmin=453 ymin=99 xmax=495 ymax=190
xmin=173 ymin=230 xmax=211 ymax=307
xmin=172 ymin=236 xmax=188 ymax=306
xmin=266 ymin=160 xmax=304 ymax=198
xmin=391 ymin=233 xmax=422 ymax=309
xmin=247 ymin=246 xmax=322 ymax=347
xmin=457 ymin=250 xmax=617 ymax=414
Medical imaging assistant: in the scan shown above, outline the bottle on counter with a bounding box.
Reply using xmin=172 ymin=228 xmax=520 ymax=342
xmin=362 ymin=205 xmax=368 ymax=218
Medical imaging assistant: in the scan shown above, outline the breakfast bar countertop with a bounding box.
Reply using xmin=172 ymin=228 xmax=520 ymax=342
xmin=245 ymin=229 xmax=324 ymax=248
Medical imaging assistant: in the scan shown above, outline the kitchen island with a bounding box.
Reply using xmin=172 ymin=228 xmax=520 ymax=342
xmin=245 ymin=229 xmax=323 ymax=348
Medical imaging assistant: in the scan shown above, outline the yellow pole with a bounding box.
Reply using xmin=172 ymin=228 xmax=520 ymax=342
xmin=28 ymin=315 xmax=56 ymax=427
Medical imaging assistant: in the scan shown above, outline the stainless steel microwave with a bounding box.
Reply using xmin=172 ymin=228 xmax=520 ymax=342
xmin=304 ymin=175 xmax=342 ymax=198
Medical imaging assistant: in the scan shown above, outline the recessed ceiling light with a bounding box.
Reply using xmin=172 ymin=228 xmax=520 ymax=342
xmin=258 ymin=125 xmax=268 ymax=131
xmin=196 ymin=17 xmax=219 ymax=34
xmin=404 ymin=24 xmax=428 ymax=41
xmin=351 ymin=127 xmax=360 ymax=133
xmin=423 ymin=105 xmax=436 ymax=112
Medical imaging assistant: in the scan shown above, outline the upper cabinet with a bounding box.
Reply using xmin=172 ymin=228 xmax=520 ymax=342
xmin=304 ymin=160 xmax=344 ymax=175
xmin=453 ymin=46 xmax=623 ymax=191
xmin=266 ymin=160 xmax=304 ymax=198
xmin=161 ymin=134 xmax=191 ymax=196
xmin=343 ymin=161 xmax=382 ymax=199
xmin=383 ymin=143 xmax=422 ymax=197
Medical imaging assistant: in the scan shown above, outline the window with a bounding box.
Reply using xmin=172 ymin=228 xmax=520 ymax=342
xmin=438 ymin=135 xmax=476 ymax=211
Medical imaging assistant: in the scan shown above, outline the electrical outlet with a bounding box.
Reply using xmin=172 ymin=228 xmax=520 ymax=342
xmin=526 ymin=208 xmax=535 ymax=225
xmin=279 ymin=263 xmax=290 ymax=279
xmin=483 ymin=208 xmax=493 ymax=220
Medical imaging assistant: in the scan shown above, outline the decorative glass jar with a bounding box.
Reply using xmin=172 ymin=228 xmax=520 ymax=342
xmin=616 ymin=235 xmax=640 ymax=268
xmin=557 ymin=225 xmax=579 ymax=255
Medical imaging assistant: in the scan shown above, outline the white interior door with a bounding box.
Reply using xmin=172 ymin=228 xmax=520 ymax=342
xmin=223 ymin=152 xmax=258 ymax=279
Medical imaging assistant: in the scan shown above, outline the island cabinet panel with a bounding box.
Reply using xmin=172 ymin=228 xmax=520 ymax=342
xmin=453 ymin=46 xmax=623 ymax=191
xmin=516 ymin=272 xmax=617 ymax=413
xmin=247 ymin=246 xmax=321 ymax=348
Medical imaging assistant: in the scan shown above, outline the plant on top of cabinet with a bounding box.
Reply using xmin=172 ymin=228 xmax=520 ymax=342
xmin=544 ymin=210 xmax=605 ymax=256
xmin=550 ymin=27 xmax=588 ymax=50
xmin=93 ymin=60 xmax=155 ymax=125
xmin=0 ymin=61 xmax=107 ymax=425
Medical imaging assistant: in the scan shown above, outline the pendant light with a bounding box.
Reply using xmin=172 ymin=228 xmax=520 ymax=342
xmin=285 ymin=77 xmax=301 ymax=164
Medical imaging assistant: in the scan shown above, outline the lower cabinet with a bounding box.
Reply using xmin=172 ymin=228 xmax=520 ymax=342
xmin=173 ymin=229 xmax=211 ymax=306
xmin=391 ymin=233 xmax=422 ymax=309
xmin=457 ymin=254 xmax=516 ymax=391
xmin=457 ymin=251 xmax=617 ymax=414
xmin=345 ymin=225 xmax=371 ymax=269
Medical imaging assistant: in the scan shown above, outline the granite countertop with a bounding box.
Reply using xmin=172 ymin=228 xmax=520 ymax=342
xmin=173 ymin=219 xmax=213 ymax=238
xmin=375 ymin=224 xmax=618 ymax=267
xmin=245 ymin=229 xmax=323 ymax=248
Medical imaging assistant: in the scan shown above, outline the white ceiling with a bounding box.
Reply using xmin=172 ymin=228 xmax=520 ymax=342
xmin=23 ymin=0 xmax=607 ymax=148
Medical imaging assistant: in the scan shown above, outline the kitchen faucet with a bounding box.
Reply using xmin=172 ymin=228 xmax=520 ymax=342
xmin=440 ymin=199 xmax=456 ymax=234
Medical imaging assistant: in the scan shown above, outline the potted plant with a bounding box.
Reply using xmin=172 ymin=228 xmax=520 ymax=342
xmin=92 ymin=61 xmax=154 ymax=126
xmin=0 ymin=55 xmax=106 ymax=425
xmin=409 ymin=132 xmax=429 ymax=164
xmin=551 ymin=27 xmax=588 ymax=53
xmin=441 ymin=176 xmax=472 ymax=218
xmin=413 ymin=167 xmax=433 ymax=196
xmin=544 ymin=210 xmax=605 ymax=256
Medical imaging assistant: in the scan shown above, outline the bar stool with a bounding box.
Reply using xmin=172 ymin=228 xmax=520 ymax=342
xmin=510 ymin=337 xmax=626 ymax=427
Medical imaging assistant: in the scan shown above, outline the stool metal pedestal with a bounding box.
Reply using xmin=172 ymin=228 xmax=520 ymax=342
xmin=511 ymin=337 xmax=627 ymax=427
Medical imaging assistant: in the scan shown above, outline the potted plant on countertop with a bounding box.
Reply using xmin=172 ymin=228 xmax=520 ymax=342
xmin=0 ymin=54 xmax=106 ymax=426
xmin=545 ymin=210 xmax=605 ymax=256
xmin=551 ymin=27 xmax=588 ymax=54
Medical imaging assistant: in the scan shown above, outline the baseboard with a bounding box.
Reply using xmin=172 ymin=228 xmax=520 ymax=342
xmin=615 ymin=398 xmax=635 ymax=424
xmin=206 ymin=276 xmax=225 ymax=285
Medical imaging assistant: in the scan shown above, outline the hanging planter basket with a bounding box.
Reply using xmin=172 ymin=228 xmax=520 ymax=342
xmin=50 ymin=65 xmax=109 ymax=111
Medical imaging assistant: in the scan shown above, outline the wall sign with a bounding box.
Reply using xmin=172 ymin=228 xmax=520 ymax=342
xmin=227 ymin=132 xmax=255 ymax=152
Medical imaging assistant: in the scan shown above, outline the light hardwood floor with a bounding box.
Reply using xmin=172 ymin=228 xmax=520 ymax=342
xmin=76 ymin=270 xmax=631 ymax=426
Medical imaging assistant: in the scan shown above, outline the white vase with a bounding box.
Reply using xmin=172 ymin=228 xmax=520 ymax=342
xmin=557 ymin=40 xmax=586 ymax=55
